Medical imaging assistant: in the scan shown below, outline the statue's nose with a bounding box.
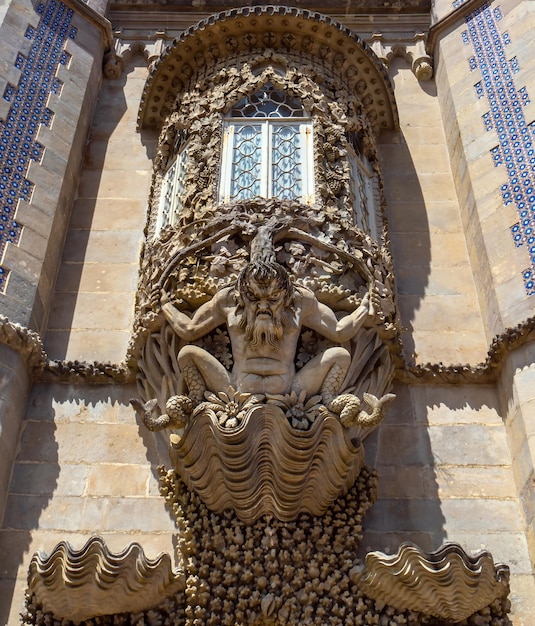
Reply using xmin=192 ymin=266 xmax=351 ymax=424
xmin=258 ymin=300 xmax=269 ymax=311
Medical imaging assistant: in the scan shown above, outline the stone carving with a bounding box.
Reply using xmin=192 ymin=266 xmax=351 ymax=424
xmin=148 ymin=59 xmax=381 ymax=233
xmin=103 ymin=51 xmax=123 ymax=79
xmin=27 ymin=536 xmax=185 ymax=622
xmin=166 ymin=403 xmax=365 ymax=523
xmin=138 ymin=7 xmax=398 ymax=132
xmin=25 ymin=471 xmax=512 ymax=624
xmin=150 ymin=224 xmax=391 ymax=427
xmin=131 ymin=202 xmax=397 ymax=519
xmin=0 ymin=314 xmax=47 ymax=373
xmin=356 ymin=542 xmax=510 ymax=622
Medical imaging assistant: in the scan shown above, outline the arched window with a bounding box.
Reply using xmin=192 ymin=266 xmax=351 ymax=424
xmin=219 ymin=84 xmax=314 ymax=204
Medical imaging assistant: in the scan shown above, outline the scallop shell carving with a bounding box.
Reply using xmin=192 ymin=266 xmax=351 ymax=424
xmin=169 ymin=403 xmax=363 ymax=523
xmin=28 ymin=536 xmax=185 ymax=622
xmin=357 ymin=542 xmax=510 ymax=622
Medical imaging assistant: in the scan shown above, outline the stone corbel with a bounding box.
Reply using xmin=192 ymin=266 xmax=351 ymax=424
xmin=146 ymin=32 xmax=169 ymax=72
xmin=405 ymin=33 xmax=434 ymax=81
xmin=367 ymin=33 xmax=433 ymax=81
xmin=104 ymin=35 xmax=167 ymax=78
xmin=368 ymin=33 xmax=389 ymax=66
xmin=103 ymin=33 xmax=124 ymax=79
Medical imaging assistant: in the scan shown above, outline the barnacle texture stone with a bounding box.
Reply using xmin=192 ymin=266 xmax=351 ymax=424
xmin=23 ymin=471 xmax=512 ymax=626
xmin=169 ymin=403 xmax=364 ymax=523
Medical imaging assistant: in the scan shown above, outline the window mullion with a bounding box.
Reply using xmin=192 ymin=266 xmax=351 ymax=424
xmin=263 ymin=121 xmax=270 ymax=198
xmin=221 ymin=125 xmax=234 ymax=203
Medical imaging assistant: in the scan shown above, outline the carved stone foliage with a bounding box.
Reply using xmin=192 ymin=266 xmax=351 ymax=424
xmin=356 ymin=542 xmax=511 ymax=623
xmin=131 ymin=199 xmax=397 ymax=520
xmin=27 ymin=537 xmax=185 ymax=622
xmin=147 ymin=57 xmax=383 ymax=235
xmin=138 ymin=6 xmax=398 ymax=133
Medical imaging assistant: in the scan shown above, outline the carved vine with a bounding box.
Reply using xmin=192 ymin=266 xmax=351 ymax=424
xmin=147 ymin=56 xmax=380 ymax=237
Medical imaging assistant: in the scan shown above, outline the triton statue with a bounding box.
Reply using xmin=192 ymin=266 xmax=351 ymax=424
xmin=133 ymin=224 xmax=394 ymax=432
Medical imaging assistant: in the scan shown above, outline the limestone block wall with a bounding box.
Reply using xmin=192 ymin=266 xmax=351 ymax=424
xmin=0 ymin=0 xmax=108 ymax=562
xmin=432 ymin=0 xmax=535 ymax=340
xmin=0 ymin=0 xmax=107 ymax=332
xmin=0 ymin=347 xmax=30 ymax=531
xmin=378 ymin=57 xmax=488 ymax=366
xmin=362 ymin=382 xmax=535 ymax=625
xmin=0 ymin=382 xmax=177 ymax=625
xmin=44 ymin=54 xmax=156 ymax=362
xmin=498 ymin=346 xmax=535 ymax=580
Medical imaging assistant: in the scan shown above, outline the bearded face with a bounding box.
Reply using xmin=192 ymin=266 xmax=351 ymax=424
xmin=237 ymin=277 xmax=293 ymax=348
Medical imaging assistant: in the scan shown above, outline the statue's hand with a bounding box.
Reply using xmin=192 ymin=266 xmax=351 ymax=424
xmin=160 ymin=290 xmax=170 ymax=307
xmin=368 ymin=290 xmax=381 ymax=319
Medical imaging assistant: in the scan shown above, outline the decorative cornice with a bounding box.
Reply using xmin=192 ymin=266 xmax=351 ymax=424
xmin=2 ymin=315 xmax=534 ymax=386
xmin=42 ymin=359 xmax=134 ymax=384
xmin=137 ymin=5 xmax=399 ymax=133
xmin=396 ymin=315 xmax=535 ymax=385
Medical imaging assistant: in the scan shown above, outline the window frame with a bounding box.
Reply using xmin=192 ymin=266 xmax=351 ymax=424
xmin=219 ymin=98 xmax=314 ymax=204
xmin=347 ymin=139 xmax=378 ymax=239
xmin=155 ymin=141 xmax=188 ymax=235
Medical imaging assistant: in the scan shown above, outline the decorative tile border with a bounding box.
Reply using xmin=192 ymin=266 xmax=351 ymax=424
xmin=463 ymin=2 xmax=535 ymax=295
xmin=0 ymin=0 xmax=76 ymax=292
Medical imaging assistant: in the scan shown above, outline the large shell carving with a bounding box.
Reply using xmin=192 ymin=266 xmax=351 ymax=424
xmin=28 ymin=536 xmax=185 ymax=622
xmin=169 ymin=403 xmax=364 ymax=523
xmin=356 ymin=542 xmax=510 ymax=622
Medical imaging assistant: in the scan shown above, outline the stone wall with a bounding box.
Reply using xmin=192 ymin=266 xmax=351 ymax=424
xmin=1 ymin=1 xmax=535 ymax=624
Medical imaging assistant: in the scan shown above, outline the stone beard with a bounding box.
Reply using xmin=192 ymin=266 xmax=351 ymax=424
xmin=239 ymin=304 xmax=284 ymax=348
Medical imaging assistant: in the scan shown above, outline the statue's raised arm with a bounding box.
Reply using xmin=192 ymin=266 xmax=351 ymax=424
xmin=161 ymin=289 xmax=228 ymax=341
xmin=299 ymin=289 xmax=372 ymax=343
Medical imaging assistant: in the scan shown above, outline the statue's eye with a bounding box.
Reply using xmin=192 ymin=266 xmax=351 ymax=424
xmin=247 ymin=292 xmax=258 ymax=301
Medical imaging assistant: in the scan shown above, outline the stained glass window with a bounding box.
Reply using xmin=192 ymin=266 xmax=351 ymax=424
xmin=220 ymin=84 xmax=313 ymax=203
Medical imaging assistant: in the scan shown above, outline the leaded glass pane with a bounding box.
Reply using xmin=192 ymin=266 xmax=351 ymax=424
xmin=158 ymin=159 xmax=177 ymax=230
xmin=157 ymin=144 xmax=188 ymax=234
xmin=170 ymin=145 xmax=188 ymax=225
xmin=229 ymin=124 xmax=263 ymax=200
xmin=271 ymin=124 xmax=302 ymax=199
xmin=231 ymin=83 xmax=304 ymax=119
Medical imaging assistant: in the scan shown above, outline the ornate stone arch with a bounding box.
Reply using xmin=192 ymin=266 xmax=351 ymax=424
xmin=137 ymin=6 xmax=398 ymax=134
